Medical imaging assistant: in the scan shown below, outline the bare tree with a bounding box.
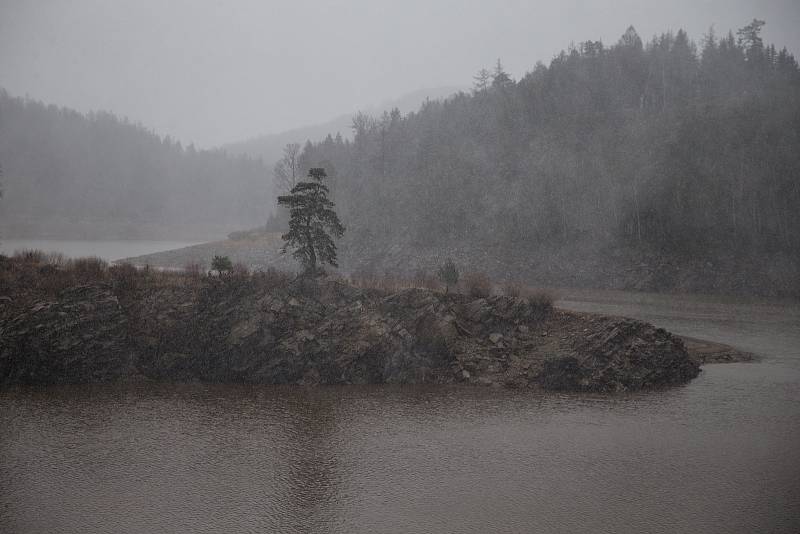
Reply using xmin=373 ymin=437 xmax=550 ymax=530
xmin=273 ymin=142 xmax=301 ymax=195
xmin=472 ymin=68 xmax=491 ymax=93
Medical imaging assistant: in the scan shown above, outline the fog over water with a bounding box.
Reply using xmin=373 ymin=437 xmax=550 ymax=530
xmin=1 ymin=0 xmax=798 ymax=147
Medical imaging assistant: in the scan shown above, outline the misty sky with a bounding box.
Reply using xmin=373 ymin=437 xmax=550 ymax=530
xmin=2 ymin=0 xmax=798 ymax=148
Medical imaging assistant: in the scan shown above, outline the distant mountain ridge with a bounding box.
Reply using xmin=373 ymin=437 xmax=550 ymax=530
xmin=221 ymin=86 xmax=462 ymax=164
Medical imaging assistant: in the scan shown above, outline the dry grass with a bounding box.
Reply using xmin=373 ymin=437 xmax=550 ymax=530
xmin=411 ymin=268 xmax=442 ymax=291
xmin=252 ymin=267 xmax=293 ymax=289
xmin=183 ymin=262 xmax=204 ymax=278
xmin=1 ymin=251 xmax=188 ymax=301
xmin=349 ymin=268 xmax=444 ymax=293
xmin=72 ymin=257 xmax=107 ymax=282
xmin=462 ymin=271 xmax=492 ymax=298
xmin=1 ymin=251 xmax=556 ymax=318
xmin=502 ymin=282 xmax=521 ymax=298
xmin=109 ymin=263 xmax=139 ymax=293
xmin=13 ymin=249 xmax=46 ymax=264
xmin=231 ymin=262 xmax=250 ymax=277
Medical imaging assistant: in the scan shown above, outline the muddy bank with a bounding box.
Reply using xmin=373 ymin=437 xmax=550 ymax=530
xmin=679 ymin=336 xmax=755 ymax=365
xmin=0 ymin=270 xmax=700 ymax=391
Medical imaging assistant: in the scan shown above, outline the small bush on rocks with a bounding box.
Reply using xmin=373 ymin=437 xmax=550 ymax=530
xmin=527 ymin=290 xmax=554 ymax=316
xmin=211 ymin=255 xmax=233 ymax=273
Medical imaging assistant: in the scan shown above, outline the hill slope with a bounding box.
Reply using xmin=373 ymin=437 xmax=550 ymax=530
xmin=0 ymin=90 xmax=270 ymax=240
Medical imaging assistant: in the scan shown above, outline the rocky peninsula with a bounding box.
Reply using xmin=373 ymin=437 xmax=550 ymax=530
xmin=0 ymin=254 xmax=711 ymax=391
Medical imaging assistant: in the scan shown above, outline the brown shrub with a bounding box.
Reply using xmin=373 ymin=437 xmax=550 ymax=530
xmin=71 ymin=257 xmax=108 ymax=282
xmin=36 ymin=264 xmax=74 ymax=296
xmin=463 ymin=271 xmax=492 ymax=298
xmin=109 ymin=263 xmax=139 ymax=293
xmin=13 ymin=249 xmax=46 ymax=264
xmin=0 ymin=254 xmax=73 ymax=298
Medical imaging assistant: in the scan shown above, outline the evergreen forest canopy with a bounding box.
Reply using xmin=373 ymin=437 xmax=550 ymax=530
xmin=294 ymin=21 xmax=800 ymax=262
xmin=0 ymin=91 xmax=270 ymax=239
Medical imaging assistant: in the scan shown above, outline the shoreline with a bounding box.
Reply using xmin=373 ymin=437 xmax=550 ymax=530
xmin=679 ymin=336 xmax=756 ymax=365
xmin=0 ymin=255 xmax=703 ymax=392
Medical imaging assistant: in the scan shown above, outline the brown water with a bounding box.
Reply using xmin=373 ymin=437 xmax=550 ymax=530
xmin=2 ymin=291 xmax=799 ymax=533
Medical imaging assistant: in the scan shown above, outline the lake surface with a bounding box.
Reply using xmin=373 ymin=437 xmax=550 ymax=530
xmin=1 ymin=291 xmax=799 ymax=533
xmin=0 ymin=239 xmax=203 ymax=261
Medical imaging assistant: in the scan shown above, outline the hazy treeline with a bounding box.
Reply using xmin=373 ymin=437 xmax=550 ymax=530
xmin=296 ymin=22 xmax=799 ymax=260
xmin=0 ymin=90 xmax=270 ymax=239
xmin=223 ymin=86 xmax=461 ymax=165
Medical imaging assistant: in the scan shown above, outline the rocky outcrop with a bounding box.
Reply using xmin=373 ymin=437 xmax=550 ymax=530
xmin=0 ymin=285 xmax=134 ymax=383
xmin=540 ymin=320 xmax=699 ymax=391
xmin=0 ymin=278 xmax=700 ymax=391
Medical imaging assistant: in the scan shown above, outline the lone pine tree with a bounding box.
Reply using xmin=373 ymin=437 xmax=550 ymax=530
xmin=277 ymin=167 xmax=345 ymax=275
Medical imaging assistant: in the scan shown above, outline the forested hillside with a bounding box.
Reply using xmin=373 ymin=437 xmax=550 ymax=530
xmin=292 ymin=22 xmax=800 ymax=294
xmin=0 ymin=91 xmax=270 ymax=239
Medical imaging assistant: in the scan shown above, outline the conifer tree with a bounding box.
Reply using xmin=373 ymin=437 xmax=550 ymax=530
xmin=473 ymin=68 xmax=491 ymax=92
xmin=277 ymin=168 xmax=344 ymax=275
xmin=492 ymin=59 xmax=513 ymax=88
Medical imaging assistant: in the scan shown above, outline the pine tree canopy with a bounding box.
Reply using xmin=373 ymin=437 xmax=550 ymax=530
xmin=277 ymin=167 xmax=345 ymax=275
